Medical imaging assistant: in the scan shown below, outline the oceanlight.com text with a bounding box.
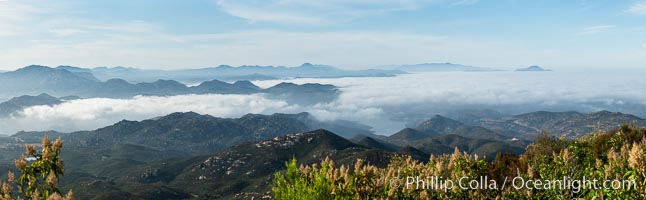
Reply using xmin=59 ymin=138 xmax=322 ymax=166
xmin=395 ymin=176 xmax=637 ymax=193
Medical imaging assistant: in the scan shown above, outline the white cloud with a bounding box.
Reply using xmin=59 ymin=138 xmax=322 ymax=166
xmin=0 ymin=0 xmax=40 ymax=36
xmin=450 ymin=0 xmax=478 ymax=6
xmin=253 ymin=70 xmax=646 ymax=133
xmin=0 ymin=94 xmax=302 ymax=134
xmin=576 ymin=25 xmax=615 ymax=36
xmin=48 ymin=28 xmax=87 ymax=37
xmin=0 ymin=0 xmax=36 ymax=21
xmin=626 ymin=1 xmax=646 ymax=15
xmin=0 ymin=0 xmax=72 ymax=36
xmin=214 ymin=0 xmax=473 ymax=25
xmin=42 ymin=19 xmax=161 ymax=37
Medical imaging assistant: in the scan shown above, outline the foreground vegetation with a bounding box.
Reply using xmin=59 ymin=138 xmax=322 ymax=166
xmin=273 ymin=125 xmax=646 ymax=199
xmin=1 ymin=136 xmax=73 ymax=200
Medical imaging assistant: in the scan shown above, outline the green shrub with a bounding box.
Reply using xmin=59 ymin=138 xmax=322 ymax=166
xmin=273 ymin=125 xmax=646 ymax=199
xmin=0 ymin=136 xmax=73 ymax=200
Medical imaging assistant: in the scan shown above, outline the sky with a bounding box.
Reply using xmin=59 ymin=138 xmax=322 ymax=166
xmin=0 ymin=0 xmax=645 ymax=70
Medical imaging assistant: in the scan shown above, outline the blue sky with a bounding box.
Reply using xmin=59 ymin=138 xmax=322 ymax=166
xmin=0 ymin=0 xmax=645 ymax=70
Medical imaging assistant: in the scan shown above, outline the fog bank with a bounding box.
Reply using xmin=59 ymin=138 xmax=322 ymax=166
xmin=2 ymin=69 xmax=645 ymax=135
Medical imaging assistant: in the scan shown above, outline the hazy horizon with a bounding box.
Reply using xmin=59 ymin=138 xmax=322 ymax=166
xmin=2 ymin=0 xmax=646 ymax=70
xmin=1 ymin=62 xmax=644 ymax=72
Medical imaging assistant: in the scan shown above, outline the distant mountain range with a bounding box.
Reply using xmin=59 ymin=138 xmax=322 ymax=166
xmin=0 ymin=63 xmax=550 ymax=99
xmin=55 ymin=63 xmax=406 ymax=84
xmin=0 ymin=65 xmax=339 ymax=105
xmin=379 ymin=62 xmax=555 ymax=72
xmin=0 ymin=65 xmax=100 ymax=98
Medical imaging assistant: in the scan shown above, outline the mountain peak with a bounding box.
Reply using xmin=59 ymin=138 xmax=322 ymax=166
xmin=237 ymin=129 xmax=360 ymax=153
xmin=147 ymin=79 xmax=186 ymax=88
xmin=429 ymin=115 xmax=460 ymax=123
xmin=214 ymin=65 xmax=234 ymax=69
xmin=297 ymin=63 xmax=337 ymax=70
xmin=390 ymin=128 xmax=431 ymax=141
xmin=0 ymin=93 xmax=62 ymax=116
xmin=36 ymin=93 xmax=56 ymax=99
xmin=7 ymin=93 xmax=59 ymax=103
xmin=590 ymin=110 xmax=613 ymax=115
xmin=416 ymin=115 xmax=464 ymax=133
xmin=105 ymin=78 xmax=131 ymax=85
xmin=16 ymin=65 xmax=54 ymax=72
xmin=588 ymin=110 xmax=642 ymax=120
xmin=232 ymin=80 xmax=260 ymax=90
xmin=197 ymin=79 xmax=227 ymax=86
xmin=271 ymin=82 xmax=298 ymax=88
xmin=159 ymin=111 xmax=209 ymax=121
xmin=55 ymin=65 xmax=89 ymax=72
xmin=515 ymin=65 xmax=550 ymax=71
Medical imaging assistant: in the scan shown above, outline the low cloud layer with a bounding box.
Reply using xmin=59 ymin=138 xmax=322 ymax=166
xmin=2 ymin=69 xmax=646 ymax=135
xmin=255 ymin=69 xmax=646 ymax=132
xmin=255 ymin=69 xmax=646 ymax=107
xmin=0 ymin=94 xmax=301 ymax=134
